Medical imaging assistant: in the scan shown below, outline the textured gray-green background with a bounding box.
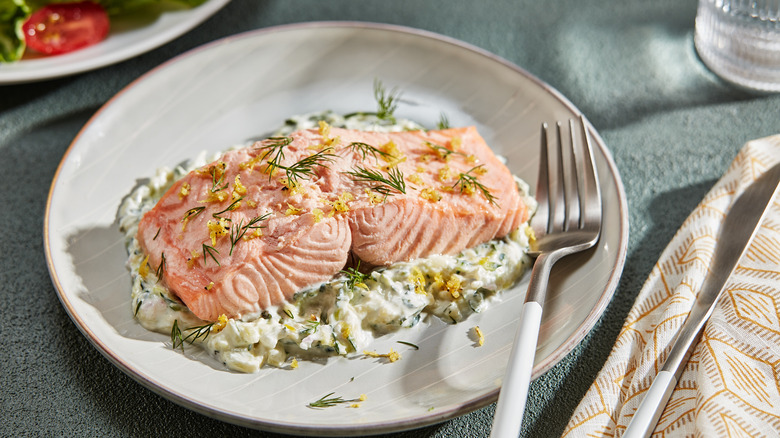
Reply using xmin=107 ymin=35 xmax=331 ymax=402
xmin=3 ymin=0 xmax=778 ymax=436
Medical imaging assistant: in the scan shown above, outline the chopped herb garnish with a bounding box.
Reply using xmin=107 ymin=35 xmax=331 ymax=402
xmin=282 ymin=148 xmax=336 ymax=184
xmin=452 ymin=165 xmax=498 ymax=206
xmin=341 ymin=261 xmax=368 ymax=293
xmin=346 ymin=142 xmax=392 ymax=162
xmin=202 ymin=243 xmax=220 ymax=266
xmin=156 ymin=252 xmax=166 ymax=278
xmin=153 ymin=227 xmax=161 ymax=240
xmin=183 ymin=206 xmax=206 ymax=222
xmin=302 ymin=319 xmax=320 ymax=335
xmin=425 ymin=141 xmax=466 ymax=160
xmin=171 ymin=319 xmax=184 ymax=351
xmin=344 ymin=165 xmax=406 ymax=199
xmin=437 ymin=112 xmax=450 ymax=130
xmin=374 ymin=79 xmax=401 ymax=122
xmin=212 ymin=197 xmax=243 ymax=219
xmin=171 ymin=319 xmax=216 ymax=352
xmin=228 ymin=213 xmax=271 ymax=255
xmin=134 ymin=300 xmax=142 ymax=316
xmin=308 ymin=392 xmax=364 ymax=409
xmin=397 ymin=341 xmax=420 ymax=350
xmin=208 ymin=163 xmax=229 ymax=193
xmin=257 ymin=136 xmax=335 ymax=184
xmin=346 ymin=336 xmax=358 ymax=352
xmin=256 ymin=136 xmax=292 ymax=180
xmin=283 ymin=308 xmax=294 ymax=319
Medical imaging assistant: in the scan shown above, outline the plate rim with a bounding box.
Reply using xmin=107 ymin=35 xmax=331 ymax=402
xmin=44 ymin=20 xmax=629 ymax=436
xmin=0 ymin=0 xmax=230 ymax=85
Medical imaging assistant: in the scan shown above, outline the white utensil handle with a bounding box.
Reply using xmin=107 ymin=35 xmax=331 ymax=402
xmin=489 ymin=301 xmax=543 ymax=438
xmin=622 ymin=370 xmax=677 ymax=438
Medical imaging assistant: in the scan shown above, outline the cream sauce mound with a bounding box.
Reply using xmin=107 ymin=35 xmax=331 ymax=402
xmin=118 ymin=111 xmax=535 ymax=373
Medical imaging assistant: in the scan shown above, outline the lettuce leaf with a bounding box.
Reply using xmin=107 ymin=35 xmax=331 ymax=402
xmin=1 ymin=0 xmax=209 ymax=62
xmin=24 ymin=0 xmax=208 ymax=16
xmin=0 ymin=0 xmax=30 ymax=62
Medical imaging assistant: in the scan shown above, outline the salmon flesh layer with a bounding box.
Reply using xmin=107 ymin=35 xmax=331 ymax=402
xmin=137 ymin=126 xmax=529 ymax=321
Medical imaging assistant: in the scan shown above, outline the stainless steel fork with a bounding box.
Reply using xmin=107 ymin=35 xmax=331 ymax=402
xmin=490 ymin=116 xmax=603 ymax=438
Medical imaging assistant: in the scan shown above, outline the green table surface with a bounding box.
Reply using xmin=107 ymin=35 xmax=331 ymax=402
xmin=3 ymin=0 xmax=778 ymax=436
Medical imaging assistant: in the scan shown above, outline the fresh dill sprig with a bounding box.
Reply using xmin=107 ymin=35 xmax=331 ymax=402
xmin=437 ymin=112 xmax=450 ymax=130
xmin=171 ymin=319 xmax=217 ymax=352
xmin=184 ymin=322 xmax=215 ymax=344
xmin=374 ymin=79 xmax=401 ymax=122
xmin=155 ymin=252 xmax=166 ymax=278
xmin=397 ymin=341 xmax=420 ymax=350
xmin=346 ymin=142 xmax=392 ymax=162
xmin=256 ymin=136 xmax=292 ymax=180
xmin=212 ymin=197 xmax=243 ymax=219
xmin=202 ymin=243 xmax=220 ymax=266
xmin=344 ymin=165 xmax=406 ymax=199
xmin=171 ymin=319 xmax=184 ymax=350
xmin=302 ymin=319 xmax=320 ymax=336
xmin=425 ymin=141 xmax=466 ymax=160
xmin=308 ymin=392 xmax=363 ymax=409
xmin=183 ymin=206 xmax=205 ymax=222
xmin=228 ymin=213 xmax=272 ymax=255
xmin=340 ymin=261 xmax=368 ymax=293
xmin=452 ymin=165 xmax=499 ymax=206
xmin=257 ymin=137 xmax=335 ymax=183
xmin=282 ymin=148 xmax=336 ymax=184
xmin=208 ymin=164 xmax=229 ymax=193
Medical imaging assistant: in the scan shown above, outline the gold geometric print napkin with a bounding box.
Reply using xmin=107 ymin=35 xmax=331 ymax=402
xmin=564 ymin=136 xmax=780 ymax=437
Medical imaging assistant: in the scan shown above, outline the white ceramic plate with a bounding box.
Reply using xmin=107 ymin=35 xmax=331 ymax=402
xmin=45 ymin=22 xmax=628 ymax=436
xmin=0 ymin=0 xmax=229 ymax=84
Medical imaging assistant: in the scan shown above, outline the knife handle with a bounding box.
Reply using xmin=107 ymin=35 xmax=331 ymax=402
xmin=622 ymin=370 xmax=677 ymax=438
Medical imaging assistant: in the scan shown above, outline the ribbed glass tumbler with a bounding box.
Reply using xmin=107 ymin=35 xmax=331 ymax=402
xmin=695 ymin=0 xmax=780 ymax=92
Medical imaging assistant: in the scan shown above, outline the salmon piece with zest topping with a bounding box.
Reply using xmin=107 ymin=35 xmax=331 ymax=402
xmin=137 ymin=127 xmax=528 ymax=321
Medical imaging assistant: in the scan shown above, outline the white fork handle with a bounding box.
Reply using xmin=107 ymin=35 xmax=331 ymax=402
xmin=489 ymin=301 xmax=543 ymax=438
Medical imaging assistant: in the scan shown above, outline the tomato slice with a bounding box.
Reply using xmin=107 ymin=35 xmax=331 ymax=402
xmin=22 ymin=2 xmax=110 ymax=56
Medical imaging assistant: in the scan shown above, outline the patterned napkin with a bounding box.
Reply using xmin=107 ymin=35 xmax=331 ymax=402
xmin=563 ymin=136 xmax=780 ymax=437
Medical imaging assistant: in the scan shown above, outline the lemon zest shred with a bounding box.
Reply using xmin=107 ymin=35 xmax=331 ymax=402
xmin=233 ymin=175 xmax=247 ymax=197
xmin=445 ymin=276 xmax=462 ymax=299
xmin=449 ymin=136 xmax=462 ymax=151
xmin=187 ymin=249 xmax=201 ymax=268
xmin=138 ymin=255 xmax=150 ymax=277
xmin=363 ymin=349 xmax=401 ymax=362
xmin=420 ymin=187 xmax=442 ymax=202
xmin=407 ymin=172 xmax=424 ymax=186
xmin=438 ymin=165 xmax=456 ymax=182
xmin=474 ymin=326 xmax=485 ymax=346
xmin=285 ymin=203 xmax=304 ymax=216
xmin=178 ymin=182 xmax=191 ymax=199
xmin=409 ymin=267 xmax=427 ymax=294
xmin=364 ymin=188 xmax=384 ymax=205
xmin=207 ymin=218 xmax=230 ymax=245
xmin=212 ymin=314 xmax=229 ymax=333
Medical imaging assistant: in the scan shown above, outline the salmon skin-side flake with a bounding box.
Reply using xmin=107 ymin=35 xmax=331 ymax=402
xmin=137 ymin=126 xmax=529 ymax=321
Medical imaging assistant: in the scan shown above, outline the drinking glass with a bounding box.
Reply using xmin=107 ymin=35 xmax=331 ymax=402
xmin=695 ymin=0 xmax=780 ymax=92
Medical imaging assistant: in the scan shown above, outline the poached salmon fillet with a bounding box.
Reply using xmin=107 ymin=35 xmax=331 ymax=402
xmin=137 ymin=126 xmax=529 ymax=321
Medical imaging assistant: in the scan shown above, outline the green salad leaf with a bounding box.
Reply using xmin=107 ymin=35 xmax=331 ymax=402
xmin=88 ymin=0 xmax=208 ymax=16
xmin=0 ymin=0 xmax=30 ymax=62
xmin=0 ymin=0 xmax=209 ymax=63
